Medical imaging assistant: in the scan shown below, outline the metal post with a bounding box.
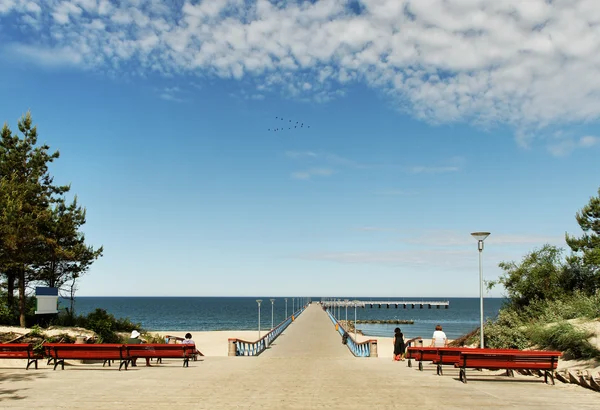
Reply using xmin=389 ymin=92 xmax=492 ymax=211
xmin=471 ymin=232 xmax=490 ymax=350
xmin=354 ymin=302 xmax=357 ymax=340
xmin=478 ymin=243 xmax=484 ymax=349
xmin=270 ymin=298 xmax=275 ymax=330
xmin=256 ymin=299 xmax=262 ymax=338
xmin=345 ymin=299 xmax=348 ymax=323
xmin=285 ymin=298 xmax=288 ymax=318
xmin=292 ymin=297 xmax=295 ymax=313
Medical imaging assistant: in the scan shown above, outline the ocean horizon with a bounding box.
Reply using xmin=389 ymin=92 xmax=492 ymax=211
xmin=66 ymin=296 xmax=507 ymax=340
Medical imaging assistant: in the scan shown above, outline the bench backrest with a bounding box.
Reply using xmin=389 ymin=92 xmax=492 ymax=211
xmin=457 ymin=351 xmax=561 ymax=370
xmin=407 ymin=347 xmax=561 ymax=364
xmin=125 ymin=343 xmax=196 ymax=358
xmin=44 ymin=343 xmax=128 ymax=360
xmin=0 ymin=343 xmax=41 ymax=359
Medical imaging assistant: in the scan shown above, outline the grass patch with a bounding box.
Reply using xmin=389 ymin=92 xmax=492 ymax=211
xmin=527 ymin=321 xmax=600 ymax=360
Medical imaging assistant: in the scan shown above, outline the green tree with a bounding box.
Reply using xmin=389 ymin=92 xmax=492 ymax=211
xmin=0 ymin=112 xmax=100 ymax=326
xmin=35 ymin=197 xmax=103 ymax=314
xmin=565 ymin=187 xmax=600 ymax=292
xmin=490 ymin=244 xmax=566 ymax=309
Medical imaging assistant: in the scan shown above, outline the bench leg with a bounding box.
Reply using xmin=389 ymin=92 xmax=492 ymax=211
xmin=418 ymin=361 xmax=423 ymax=371
xmin=459 ymin=368 xmax=467 ymax=384
xmin=407 ymin=359 xmax=412 ymax=368
xmin=54 ymin=359 xmax=64 ymax=370
xmin=26 ymin=359 xmax=38 ymax=370
xmin=119 ymin=360 xmax=128 ymax=371
xmin=545 ymin=370 xmax=554 ymax=385
xmin=47 ymin=358 xmax=54 ymax=366
xmin=183 ymin=358 xmax=189 ymax=368
xmin=505 ymin=369 xmax=514 ymax=377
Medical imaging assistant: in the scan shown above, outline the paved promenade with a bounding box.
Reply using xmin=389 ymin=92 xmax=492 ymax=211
xmin=2 ymin=304 xmax=599 ymax=409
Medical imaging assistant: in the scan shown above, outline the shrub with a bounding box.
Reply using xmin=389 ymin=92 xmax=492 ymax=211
xmin=78 ymin=308 xmax=133 ymax=343
xmin=484 ymin=310 xmax=530 ymax=350
xmin=142 ymin=332 xmax=166 ymax=344
xmin=527 ymin=321 xmax=600 ymax=360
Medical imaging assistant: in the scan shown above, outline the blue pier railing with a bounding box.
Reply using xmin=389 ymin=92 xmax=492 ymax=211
xmin=229 ymin=305 xmax=307 ymax=356
xmin=325 ymin=307 xmax=376 ymax=357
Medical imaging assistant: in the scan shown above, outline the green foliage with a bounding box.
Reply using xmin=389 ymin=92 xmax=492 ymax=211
xmin=520 ymin=291 xmax=600 ymax=323
xmin=480 ymin=292 xmax=600 ymax=359
xmin=77 ymin=308 xmax=140 ymax=343
xmin=29 ymin=324 xmax=42 ymax=337
xmin=527 ymin=321 xmax=600 ymax=360
xmin=142 ymin=332 xmax=167 ymax=344
xmin=484 ymin=310 xmax=530 ymax=350
xmin=491 ymin=244 xmax=566 ymax=309
xmin=566 ymin=187 xmax=600 ymax=267
xmin=1 ymin=112 xmax=102 ymax=326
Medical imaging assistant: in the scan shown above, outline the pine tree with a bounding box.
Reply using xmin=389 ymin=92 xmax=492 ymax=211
xmin=565 ymin=187 xmax=600 ymax=271
xmin=0 ymin=112 xmax=101 ymax=325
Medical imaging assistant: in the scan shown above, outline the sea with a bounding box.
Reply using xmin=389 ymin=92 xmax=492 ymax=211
xmin=65 ymin=297 xmax=507 ymax=340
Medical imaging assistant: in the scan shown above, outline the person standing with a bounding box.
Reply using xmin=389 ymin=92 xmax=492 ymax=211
xmin=393 ymin=327 xmax=405 ymax=361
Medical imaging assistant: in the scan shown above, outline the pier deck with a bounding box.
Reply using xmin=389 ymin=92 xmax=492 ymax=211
xmin=2 ymin=304 xmax=598 ymax=409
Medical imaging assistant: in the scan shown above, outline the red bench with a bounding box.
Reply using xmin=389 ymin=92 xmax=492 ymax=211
xmin=455 ymin=350 xmax=561 ymax=384
xmin=407 ymin=346 xmax=548 ymax=376
xmin=0 ymin=343 xmax=44 ymax=370
xmin=406 ymin=347 xmax=441 ymax=371
xmin=44 ymin=343 xmax=131 ymax=370
xmin=124 ymin=344 xmax=198 ymax=367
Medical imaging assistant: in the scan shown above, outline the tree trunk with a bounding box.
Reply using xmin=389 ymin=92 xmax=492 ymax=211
xmin=6 ymin=270 xmax=15 ymax=310
xmin=18 ymin=266 xmax=26 ymax=327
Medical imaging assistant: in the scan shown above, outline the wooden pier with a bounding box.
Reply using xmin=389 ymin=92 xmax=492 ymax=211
xmin=321 ymin=299 xmax=450 ymax=309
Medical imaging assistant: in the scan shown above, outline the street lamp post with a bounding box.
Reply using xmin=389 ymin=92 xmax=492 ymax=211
xmin=471 ymin=232 xmax=490 ymax=349
xmin=345 ymin=299 xmax=348 ymax=323
xmin=353 ymin=300 xmax=359 ymax=340
xmin=256 ymin=299 xmax=263 ymax=339
xmin=270 ymin=298 xmax=275 ymax=330
xmin=285 ymin=298 xmax=288 ymax=318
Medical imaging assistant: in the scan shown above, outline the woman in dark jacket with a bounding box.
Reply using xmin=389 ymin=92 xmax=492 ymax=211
xmin=393 ymin=327 xmax=405 ymax=361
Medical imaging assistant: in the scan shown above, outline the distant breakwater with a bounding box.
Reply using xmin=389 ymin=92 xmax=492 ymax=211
xmin=355 ymin=319 xmax=414 ymax=325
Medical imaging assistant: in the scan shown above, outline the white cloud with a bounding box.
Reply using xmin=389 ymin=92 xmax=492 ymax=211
xmin=409 ymin=166 xmax=459 ymax=174
xmin=1 ymin=0 xmax=600 ymax=152
xmin=6 ymin=43 xmax=82 ymax=67
xmin=547 ymin=135 xmax=600 ymax=157
xmin=291 ymin=168 xmax=334 ymax=180
xmin=159 ymin=86 xmax=186 ymax=103
xmin=375 ymin=189 xmax=416 ymax=196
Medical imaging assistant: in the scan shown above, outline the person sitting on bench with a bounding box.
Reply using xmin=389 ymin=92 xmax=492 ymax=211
xmin=182 ymin=333 xmax=195 ymax=344
xmin=128 ymin=330 xmax=151 ymax=367
xmin=430 ymin=325 xmax=448 ymax=347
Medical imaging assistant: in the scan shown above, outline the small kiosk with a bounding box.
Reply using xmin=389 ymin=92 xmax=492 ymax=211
xmin=35 ymin=287 xmax=59 ymax=315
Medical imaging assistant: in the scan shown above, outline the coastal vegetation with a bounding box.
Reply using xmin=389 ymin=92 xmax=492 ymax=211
xmin=455 ymin=187 xmax=600 ymax=360
xmin=0 ymin=112 xmax=103 ymax=327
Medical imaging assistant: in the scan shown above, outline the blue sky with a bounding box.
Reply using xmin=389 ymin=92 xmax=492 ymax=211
xmin=1 ymin=0 xmax=599 ymax=297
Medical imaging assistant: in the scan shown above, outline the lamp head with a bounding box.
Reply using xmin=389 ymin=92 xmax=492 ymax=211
xmin=471 ymin=232 xmax=490 ymax=242
xmin=256 ymin=299 xmax=262 ymax=305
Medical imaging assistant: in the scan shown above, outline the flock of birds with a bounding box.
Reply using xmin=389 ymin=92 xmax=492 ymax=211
xmin=268 ymin=116 xmax=311 ymax=132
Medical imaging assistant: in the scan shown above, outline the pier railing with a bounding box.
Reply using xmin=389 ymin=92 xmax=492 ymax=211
xmin=228 ymin=305 xmax=307 ymax=356
xmin=325 ymin=309 xmax=377 ymax=358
